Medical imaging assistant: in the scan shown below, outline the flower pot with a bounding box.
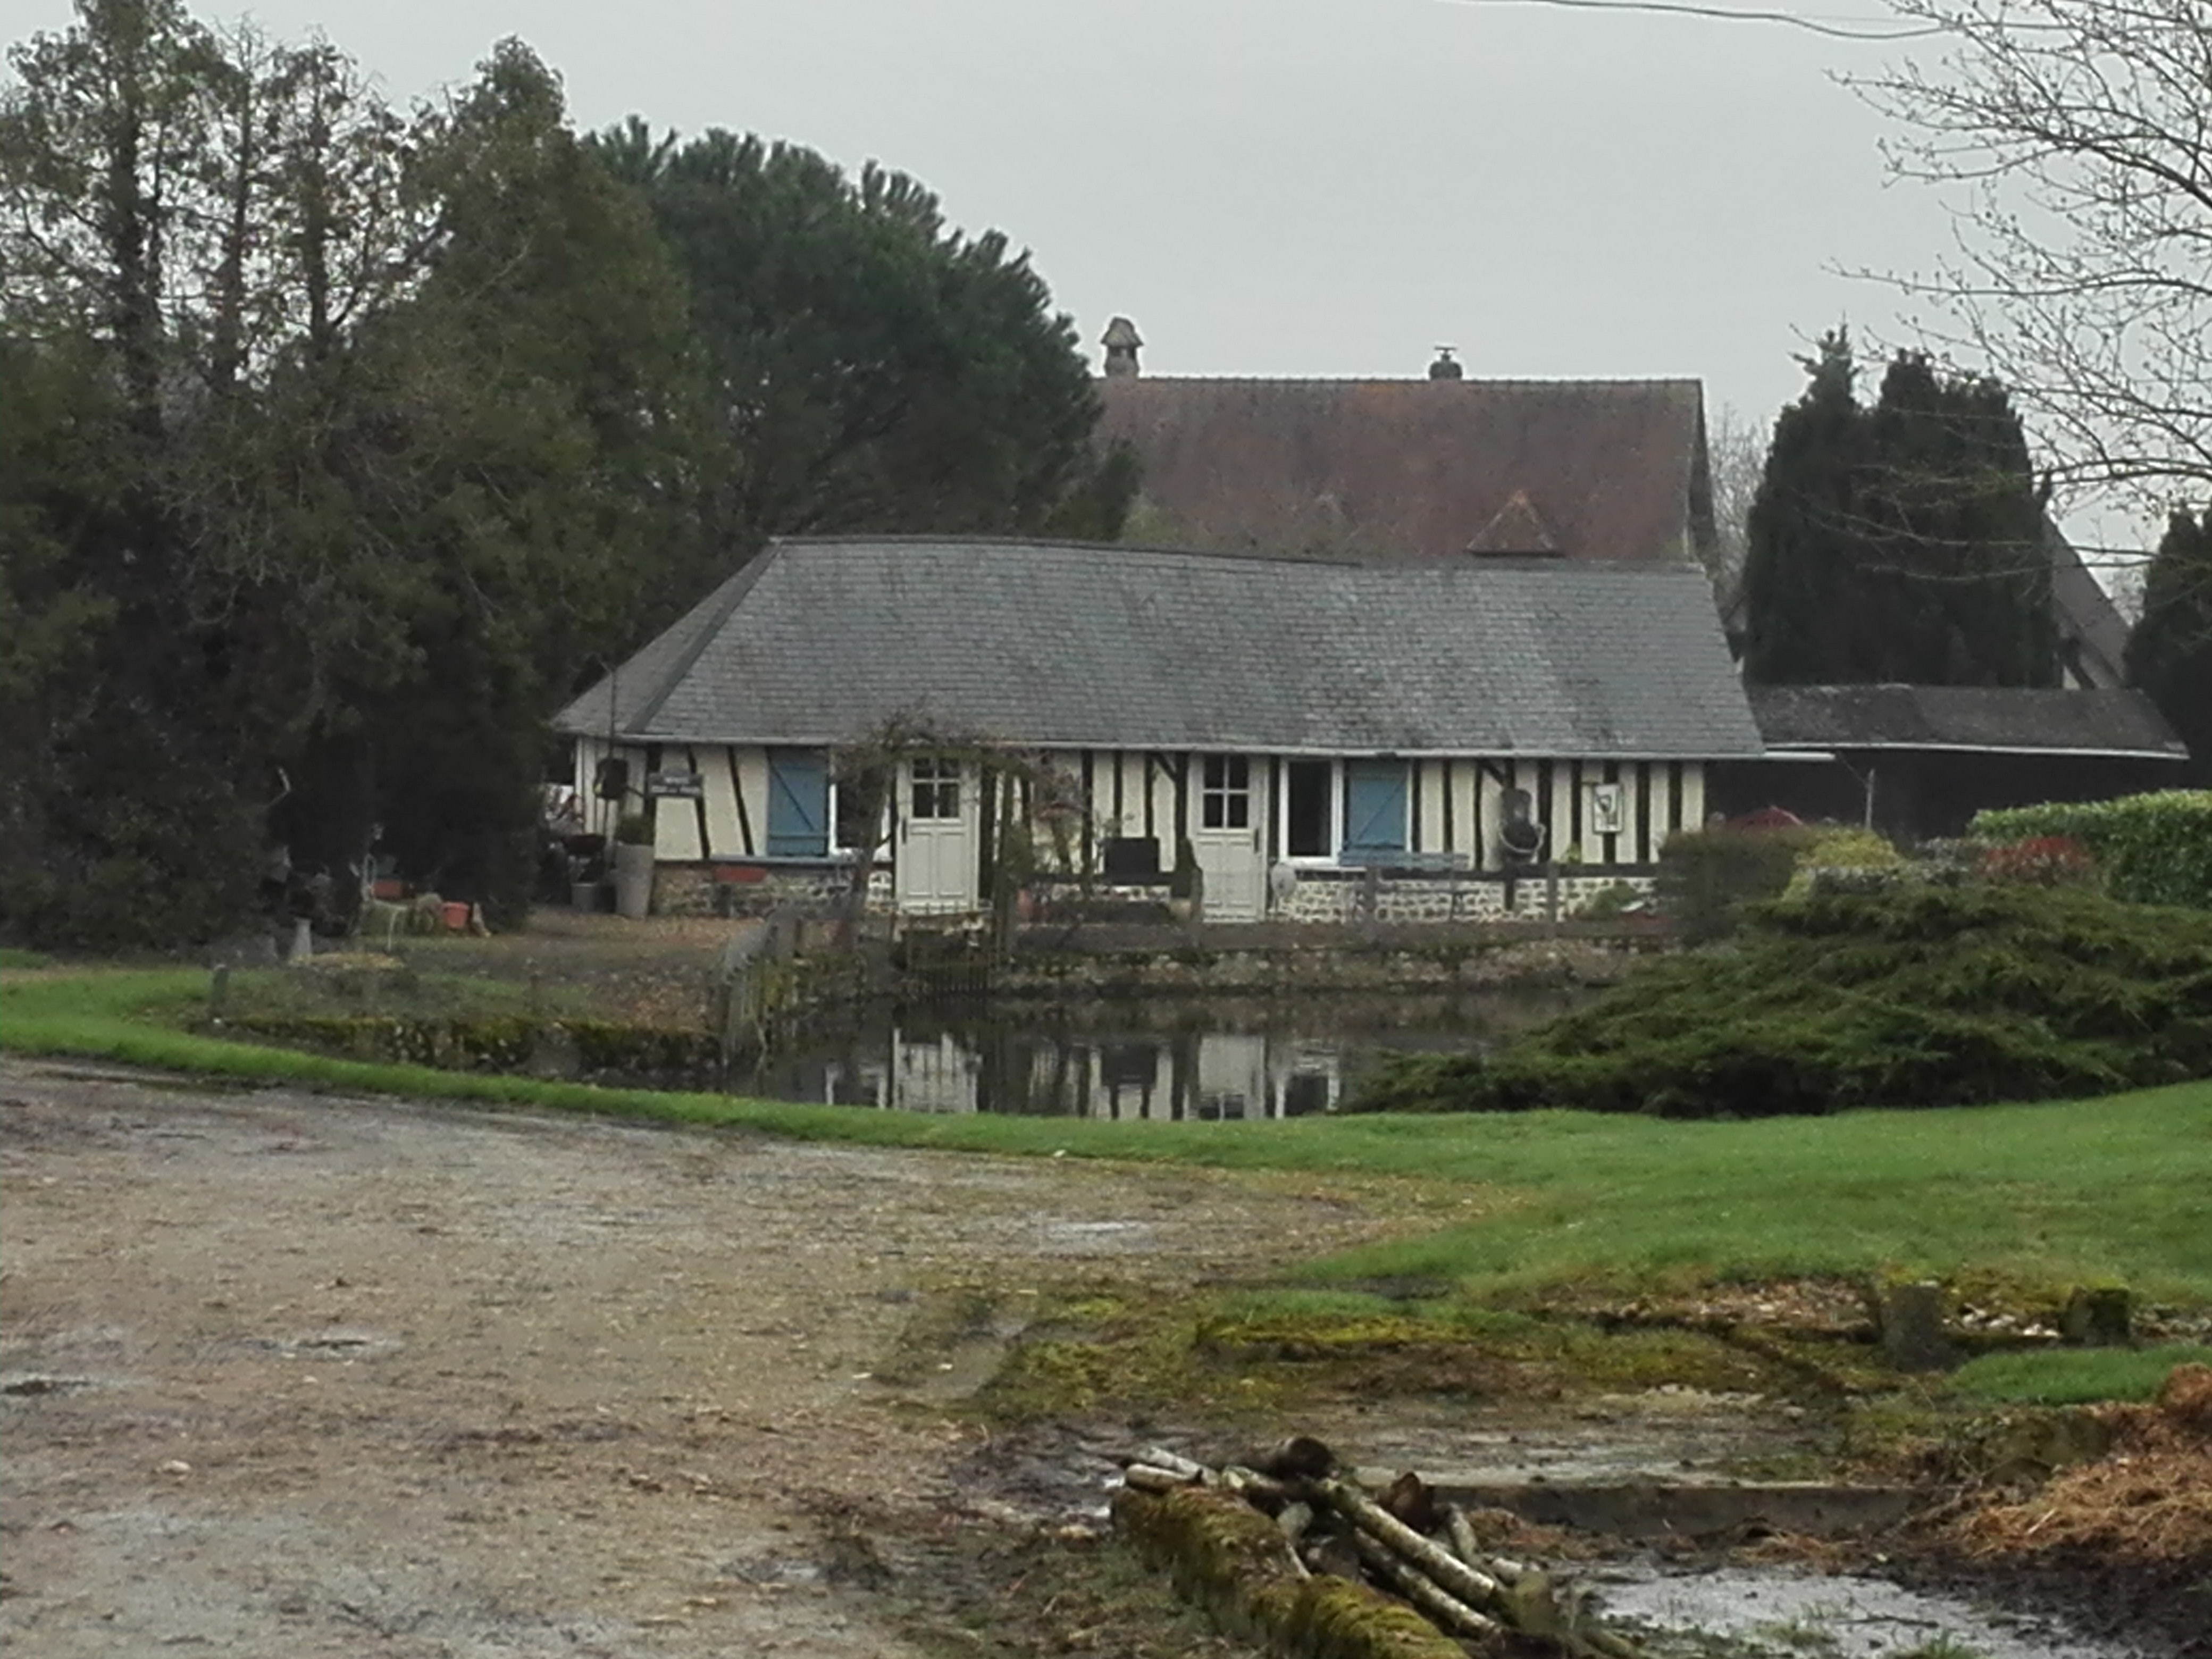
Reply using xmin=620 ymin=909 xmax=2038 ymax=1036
xmin=570 ymin=881 xmax=605 ymax=912
xmin=613 ymin=842 xmax=656 ymax=919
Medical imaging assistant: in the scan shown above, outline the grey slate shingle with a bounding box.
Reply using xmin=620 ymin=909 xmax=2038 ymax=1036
xmin=1750 ymin=683 xmax=2185 ymax=757
xmin=554 ymin=537 xmax=1765 ymax=759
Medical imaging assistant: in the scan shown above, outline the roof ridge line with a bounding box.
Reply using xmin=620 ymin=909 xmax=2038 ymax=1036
xmin=766 ymin=534 xmax=1702 ymax=574
xmin=1097 ymin=374 xmax=1705 ymax=391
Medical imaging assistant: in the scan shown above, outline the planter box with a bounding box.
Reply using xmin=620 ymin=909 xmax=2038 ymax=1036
xmin=613 ymin=843 xmax=656 ymax=919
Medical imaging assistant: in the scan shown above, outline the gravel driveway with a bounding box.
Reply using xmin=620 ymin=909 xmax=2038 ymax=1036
xmin=0 ymin=1059 xmax=1390 ymax=1658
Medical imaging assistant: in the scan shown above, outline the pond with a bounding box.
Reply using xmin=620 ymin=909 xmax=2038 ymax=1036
xmin=1595 ymin=1561 xmax=2159 ymax=1659
xmin=730 ymin=987 xmax=1587 ymax=1118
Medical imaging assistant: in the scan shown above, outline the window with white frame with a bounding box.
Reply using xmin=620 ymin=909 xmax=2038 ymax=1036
xmin=766 ymin=749 xmax=887 ymax=858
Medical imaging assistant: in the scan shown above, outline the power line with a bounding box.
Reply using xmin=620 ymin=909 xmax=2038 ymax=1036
xmin=1430 ymin=0 xmax=1946 ymax=41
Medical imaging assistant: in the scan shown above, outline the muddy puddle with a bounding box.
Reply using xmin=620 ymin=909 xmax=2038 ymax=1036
xmin=1594 ymin=1562 xmax=2157 ymax=1658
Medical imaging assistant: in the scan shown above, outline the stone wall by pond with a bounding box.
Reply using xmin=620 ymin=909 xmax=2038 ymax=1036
xmin=984 ymin=935 xmax=1657 ymax=999
xmin=1272 ymin=867 xmax=1652 ymax=925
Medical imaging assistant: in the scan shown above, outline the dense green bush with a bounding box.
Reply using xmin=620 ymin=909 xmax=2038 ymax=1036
xmin=1654 ymin=826 xmax=1809 ymax=942
xmin=1973 ymin=792 xmax=2212 ymax=910
xmin=1782 ymin=826 xmax=1906 ymax=896
xmin=1352 ymin=884 xmax=2212 ymax=1117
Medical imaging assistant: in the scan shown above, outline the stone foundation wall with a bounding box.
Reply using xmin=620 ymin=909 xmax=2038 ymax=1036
xmin=651 ymin=863 xmax=890 ymax=918
xmin=644 ymin=861 xmax=1648 ymax=925
xmin=1270 ymin=869 xmax=1652 ymax=925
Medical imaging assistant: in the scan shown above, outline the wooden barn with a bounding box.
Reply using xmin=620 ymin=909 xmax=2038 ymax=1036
xmin=1713 ymin=684 xmax=2190 ymax=842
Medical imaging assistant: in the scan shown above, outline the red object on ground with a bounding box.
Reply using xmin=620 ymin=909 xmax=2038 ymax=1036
xmin=441 ymin=901 xmax=470 ymax=932
xmin=714 ymin=865 xmax=767 ymax=884
xmin=372 ymin=878 xmax=406 ymax=901
xmin=1725 ymin=806 xmax=1806 ymax=831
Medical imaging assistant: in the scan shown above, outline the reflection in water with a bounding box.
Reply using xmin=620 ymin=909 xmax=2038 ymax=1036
xmin=734 ymin=991 xmax=1583 ymax=1118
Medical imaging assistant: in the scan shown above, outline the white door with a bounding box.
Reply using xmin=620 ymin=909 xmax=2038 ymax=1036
xmin=1192 ymin=755 xmax=1265 ymax=920
xmin=890 ymin=1027 xmax=979 ymax=1112
xmin=896 ymin=757 xmax=977 ymax=914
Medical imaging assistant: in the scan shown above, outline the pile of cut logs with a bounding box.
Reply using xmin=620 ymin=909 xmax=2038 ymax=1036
xmin=1119 ymin=1437 xmax=1645 ymax=1657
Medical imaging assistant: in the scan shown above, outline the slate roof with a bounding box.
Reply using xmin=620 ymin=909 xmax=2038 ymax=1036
xmin=1749 ymin=684 xmax=2185 ymax=758
xmin=2044 ymin=524 xmax=2130 ymax=688
xmin=1096 ymin=376 xmax=1709 ymax=565
xmin=555 ymin=537 xmax=1764 ymax=759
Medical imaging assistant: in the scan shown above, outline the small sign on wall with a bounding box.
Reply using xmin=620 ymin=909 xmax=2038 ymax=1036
xmin=1587 ymin=782 xmax=1625 ymax=838
xmin=647 ymin=770 xmax=704 ymax=799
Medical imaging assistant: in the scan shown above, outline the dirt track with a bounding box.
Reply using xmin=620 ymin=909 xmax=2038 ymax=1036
xmin=0 ymin=1060 xmax=1393 ymax=1657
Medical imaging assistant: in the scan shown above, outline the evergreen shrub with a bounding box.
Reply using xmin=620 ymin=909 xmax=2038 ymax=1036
xmin=1784 ymin=826 xmax=1908 ymax=897
xmin=1351 ymin=884 xmax=2212 ymax=1118
xmin=1973 ymin=792 xmax=2212 ymax=909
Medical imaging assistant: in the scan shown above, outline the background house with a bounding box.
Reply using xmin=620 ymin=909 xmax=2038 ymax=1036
xmin=554 ymin=536 xmax=1762 ymax=921
xmin=1095 ymin=345 xmax=1718 ymax=572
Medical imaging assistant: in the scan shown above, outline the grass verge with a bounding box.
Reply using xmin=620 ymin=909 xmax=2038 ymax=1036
xmin=6 ymin=967 xmax=2211 ymax=1305
xmin=1950 ymin=1346 xmax=2212 ymax=1406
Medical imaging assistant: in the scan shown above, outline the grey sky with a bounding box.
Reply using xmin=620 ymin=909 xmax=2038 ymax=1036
xmin=9 ymin=0 xmax=1962 ymax=454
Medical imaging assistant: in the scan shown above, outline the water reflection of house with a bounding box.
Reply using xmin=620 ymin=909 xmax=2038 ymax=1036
xmin=803 ymin=1028 xmax=1346 ymax=1119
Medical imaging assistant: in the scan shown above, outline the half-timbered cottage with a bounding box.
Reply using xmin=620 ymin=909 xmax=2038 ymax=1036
xmin=554 ymin=535 xmax=1763 ymax=923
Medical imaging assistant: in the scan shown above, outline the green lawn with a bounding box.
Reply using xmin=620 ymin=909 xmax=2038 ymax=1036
xmin=7 ymin=967 xmax=2210 ymax=1306
xmin=1951 ymin=1345 xmax=2212 ymax=1405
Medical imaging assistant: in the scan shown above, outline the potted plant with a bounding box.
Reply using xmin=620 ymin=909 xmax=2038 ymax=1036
xmin=612 ymin=811 xmax=656 ymax=920
xmin=1166 ymin=837 xmax=1204 ymax=923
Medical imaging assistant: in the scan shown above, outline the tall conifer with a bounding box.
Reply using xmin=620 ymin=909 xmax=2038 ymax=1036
xmin=2126 ymin=508 xmax=2212 ymax=778
xmin=1742 ymin=333 xmax=2058 ymax=686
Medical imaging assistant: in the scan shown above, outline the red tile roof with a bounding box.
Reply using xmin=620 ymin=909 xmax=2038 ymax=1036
xmin=1098 ymin=375 xmax=1710 ymax=565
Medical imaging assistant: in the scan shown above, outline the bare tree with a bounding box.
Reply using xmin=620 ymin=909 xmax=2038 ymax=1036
xmin=1853 ymin=0 xmax=2211 ymax=527
xmin=1704 ymin=401 xmax=1766 ymax=617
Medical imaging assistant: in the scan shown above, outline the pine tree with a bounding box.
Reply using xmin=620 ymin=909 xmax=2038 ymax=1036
xmin=1742 ymin=331 xmax=1867 ymax=683
xmin=2126 ymin=508 xmax=2212 ymax=778
xmin=1741 ymin=332 xmax=2058 ymax=687
xmin=588 ymin=120 xmax=1124 ymax=554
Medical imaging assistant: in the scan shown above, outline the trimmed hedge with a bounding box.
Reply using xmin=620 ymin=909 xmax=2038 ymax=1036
xmin=1352 ymin=884 xmax=2212 ymax=1117
xmin=1973 ymin=791 xmax=2212 ymax=911
xmin=1654 ymin=826 xmax=1809 ymax=942
xmin=1658 ymin=824 xmax=1909 ymax=937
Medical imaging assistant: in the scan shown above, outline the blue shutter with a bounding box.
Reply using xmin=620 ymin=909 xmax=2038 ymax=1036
xmin=1341 ymin=761 xmax=1409 ymax=862
xmin=767 ymin=750 xmax=830 ymax=857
